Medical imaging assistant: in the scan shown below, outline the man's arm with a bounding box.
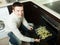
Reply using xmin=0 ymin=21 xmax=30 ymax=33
xmin=7 ymin=20 xmax=35 ymax=42
xmin=11 ymin=26 xmax=35 ymax=42
xmin=6 ymin=17 xmax=40 ymax=42
xmin=22 ymin=17 xmax=33 ymax=30
xmin=11 ymin=27 xmax=40 ymax=42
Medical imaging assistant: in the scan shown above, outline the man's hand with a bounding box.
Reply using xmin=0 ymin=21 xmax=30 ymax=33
xmin=34 ymin=39 xmax=40 ymax=42
xmin=28 ymin=26 xmax=33 ymax=30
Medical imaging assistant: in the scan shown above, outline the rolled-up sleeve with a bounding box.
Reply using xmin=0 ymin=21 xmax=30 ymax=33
xmin=22 ymin=18 xmax=30 ymax=29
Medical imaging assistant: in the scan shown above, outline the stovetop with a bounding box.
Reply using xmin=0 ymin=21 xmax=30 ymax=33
xmin=44 ymin=1 xmax=60 ymax=14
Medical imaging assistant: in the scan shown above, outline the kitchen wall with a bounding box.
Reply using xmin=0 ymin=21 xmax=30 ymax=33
xmin=34 ymin=0 xmax=59 ymax=4
xmin=0 ymin=0 xmax=7 ymax=6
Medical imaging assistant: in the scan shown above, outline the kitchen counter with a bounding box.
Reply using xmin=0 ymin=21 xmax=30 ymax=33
xmin=31 ymin=0 xmax=60 ymax=19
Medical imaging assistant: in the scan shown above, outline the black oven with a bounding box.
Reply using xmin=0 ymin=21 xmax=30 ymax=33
xmin=7 ymin=1 xmax=60 ymax=45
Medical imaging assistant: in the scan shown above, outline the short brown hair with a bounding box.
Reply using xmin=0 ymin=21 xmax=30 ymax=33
xmin=12 ymin=2 xmax=23 ymax=10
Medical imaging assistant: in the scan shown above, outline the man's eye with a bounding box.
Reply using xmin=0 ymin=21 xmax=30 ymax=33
xmin=22 ymin=10 xmax=23 ymax=11
xmin=17 ymin=10 xmax=19 ymax=12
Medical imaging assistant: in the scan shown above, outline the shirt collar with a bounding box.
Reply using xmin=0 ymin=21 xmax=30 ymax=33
xmin=11 ymin=12 xmax=21 ymax=19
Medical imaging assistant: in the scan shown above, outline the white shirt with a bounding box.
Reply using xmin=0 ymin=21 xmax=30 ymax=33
xmin=5 ymin=12 xmax=34 ymax=43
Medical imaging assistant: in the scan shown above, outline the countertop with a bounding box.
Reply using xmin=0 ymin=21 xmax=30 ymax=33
xmin=31 ymin=0 xmax=60 ymax=19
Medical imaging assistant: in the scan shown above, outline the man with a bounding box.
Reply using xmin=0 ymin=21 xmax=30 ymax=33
xmin=5 ymin=2 xmax=40 ymax=45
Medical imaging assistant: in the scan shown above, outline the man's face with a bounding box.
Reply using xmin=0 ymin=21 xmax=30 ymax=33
xmin=13 ymin=6 xmax=24 ymax=17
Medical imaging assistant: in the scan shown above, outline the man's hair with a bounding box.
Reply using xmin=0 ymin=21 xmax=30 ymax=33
xmin=12 ymin=2 xmax=23 ymax=10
